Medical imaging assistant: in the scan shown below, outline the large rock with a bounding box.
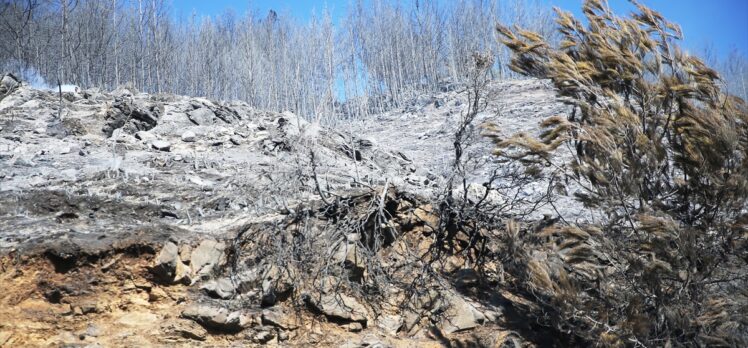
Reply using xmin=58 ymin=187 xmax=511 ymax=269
xmin=190 ymin=239 xmax=226 ymax=278
xmin=151 ymin=242 xmax=191 ymax=284
xmin=437 ymin=292 xmax=486 ymax=334
xmin=181 ymin=304 xmax=245 ymax=333
xmin=345 ymin=322 xmax=363 ymax=332
xmin=102 ymin=97 xmax=161 ymax=137
xmin=135 ymin=131 xmax=156 ymax=142
xmin=261 ymin=264 xmax=295 ymax=306
xmin=161 ymin=319 xmax=208 ymax=341
xmin=181 ymin=131 xmax=196 ymax=142
xmin=187 ymin=108 xmax=216 ymax=125
xmin=261 ymin=307 xmax=299 ymax=330
xmin=249 ymin=326 xmax=276 ymax=344
xmin=233 ymin=267 xmax=262 ymax=294
xmin=174 ymin=260 xmax=192 ymax=284
xmin=151 ymin=242 xmax=180 ymax=282
xmin=111 ymin=128 xmax=137 ymax=144
xmin=179 ymin=244 xmax=192 ymax=263
xmin=0 ymin=73 xmax=19 ymax=94
xmin=200 ymin=277 xmax=235 ymax=299
xmin=303 ymin=291 xmax=368 ymax=323
xmin=413 ymin=204 xmax=439 ymax=228
xmin=151 ymin=140 xmax=171 ymax=152
xmin=377 ymin=314 xmax=403 ymax=336
xmin=332 ymin=241 xmax=366 ymax=281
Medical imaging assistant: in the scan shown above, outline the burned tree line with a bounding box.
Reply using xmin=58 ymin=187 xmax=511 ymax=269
xmin=0 ymin=0 xmax=556 ymax=120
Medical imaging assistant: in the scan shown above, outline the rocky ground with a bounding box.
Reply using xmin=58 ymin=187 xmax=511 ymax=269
xmin=0 ymin=78 xmax=579 ymax=347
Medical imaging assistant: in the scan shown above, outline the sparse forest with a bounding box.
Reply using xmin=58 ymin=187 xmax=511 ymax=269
xmin=3 ymin=1 xmax=745 ymax=118
xmin=0 ymin=0 xmax=559 ymax=120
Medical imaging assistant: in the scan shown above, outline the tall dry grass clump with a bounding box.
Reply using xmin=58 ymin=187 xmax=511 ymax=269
xmin=488 ymin=0 xmax=748 ymax=346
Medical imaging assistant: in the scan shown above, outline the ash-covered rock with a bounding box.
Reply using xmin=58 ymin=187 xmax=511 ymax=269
xmin=102 ymin=97 xmax=162 ymax=137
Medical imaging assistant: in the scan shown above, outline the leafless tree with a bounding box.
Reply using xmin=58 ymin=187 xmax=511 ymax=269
xmin=0 ymin=0 xmax=556 ymax=122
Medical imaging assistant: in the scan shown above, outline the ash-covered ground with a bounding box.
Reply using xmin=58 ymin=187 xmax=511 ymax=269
xmin=0 ymin=79 xmax=586 ymax=347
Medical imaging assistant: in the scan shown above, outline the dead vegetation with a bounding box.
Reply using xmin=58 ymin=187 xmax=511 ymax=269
xmin=485 ymin=0 xmax=748 ymax=346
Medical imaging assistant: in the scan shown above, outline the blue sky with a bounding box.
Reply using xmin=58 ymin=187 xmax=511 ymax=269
xmin=172 ymin=0 xmax=345 ymax=21
xmin=173 ymin=0 xmax=748 ymax=57
xmin=548 ymin=0 xmax=748 ymax=57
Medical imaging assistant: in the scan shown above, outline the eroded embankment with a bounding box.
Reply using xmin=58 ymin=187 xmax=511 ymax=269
xmin=0 ymin=187 xmax=562 ymax=347
xmin=0 ymin=241 xmax=197 ymax=346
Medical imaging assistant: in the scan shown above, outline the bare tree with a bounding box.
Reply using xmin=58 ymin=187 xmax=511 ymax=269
xmin=1 ymin=0 xmax=557 ymax=121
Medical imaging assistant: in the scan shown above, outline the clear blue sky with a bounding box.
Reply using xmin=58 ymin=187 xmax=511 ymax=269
xmin=173 ymin=0 xmax=748 ymax=57
xmin=547 ymin=0 xmax=748 ymax=57
xmin=171 ymin=0 xmax=346 ymax=21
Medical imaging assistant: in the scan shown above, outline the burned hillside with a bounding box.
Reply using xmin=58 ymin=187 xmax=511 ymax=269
xmin=1 ymin=0 xmax=747 ymax=347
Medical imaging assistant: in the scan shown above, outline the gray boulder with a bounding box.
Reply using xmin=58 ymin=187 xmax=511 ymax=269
xmin=200 ymin=277 xmax=235 ymax=299
xmin=135 ymin=131 xmax=156 ymax=142
xmin=303 ymin=291 xmax=368 ymax=323
xmin=437 ymin=292 xmax=486 ymax=334
xmin=187 ymin=108 xmax=216 ymax=125
xmin=181 ymin=130 xmax=196 ymax=142
xmin=151 ymin=242 xmax=179 ymax=281
xmin=0 ymin=73 xmax=19 ymax=94
xmin=161 ymin=320 xmax=207 ymax=341
xmin=377 ymin=314 xmax=403 ymax=336
xmin=261 ymin=264 xmax=295 ymax=306
xmin=151 ymin=140 xmax=171 ymax=152
xmin=262 ymin=307 xmax=299 ymax=330
xmin=190 ymin=239 xmax=226 ymax=278
xmin=181 ymin=304 xmax=244 ymax=333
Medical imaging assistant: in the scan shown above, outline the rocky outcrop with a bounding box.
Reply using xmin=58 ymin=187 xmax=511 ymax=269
xmin=161 ymin=320 xmax=208 ymax=341
xmin=102 ymin=97 xmax=162 ymax=137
